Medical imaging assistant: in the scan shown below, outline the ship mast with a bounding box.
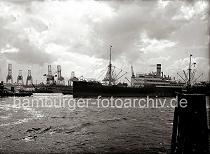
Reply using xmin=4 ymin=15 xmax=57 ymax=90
xmin=102 ymin=45 xmax=127 ymax=85
xmin=187 ymin=54 xmax=197 ymax=87
xmin=109 ymin=45 xmax=112 ymax=86
xmin=188 ymin=54 xmax=192 ymax=87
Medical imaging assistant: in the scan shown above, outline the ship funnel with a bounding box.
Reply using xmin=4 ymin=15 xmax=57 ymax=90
xmin=156 ymin=64 xmax=161 ymax=77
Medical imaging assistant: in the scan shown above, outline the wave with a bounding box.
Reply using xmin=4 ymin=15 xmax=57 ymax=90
xmin=0 ymin=104 xmax=44 ymax=127
xmin=0 ymin=102 xmax=44 ymax=118
xmin=0 ymin=118 xmax=31 ymax=127
xmin=98 ymin=117 xmax=127 ymax=124
xmin=21 ymin=106 xmax=44 ymax=118
xmin=50 ymin=117 xmax=127 ymax=135
xmin=0 ymin=113 xmax=12 ymax=119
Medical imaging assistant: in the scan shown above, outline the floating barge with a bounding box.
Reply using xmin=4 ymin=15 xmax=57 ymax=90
xmin=0 ymin=82 xmax=33 ymax=97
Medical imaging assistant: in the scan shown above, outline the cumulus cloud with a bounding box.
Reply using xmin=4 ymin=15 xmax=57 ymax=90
xmin=0 ymin=1 xmax=55 ymax=65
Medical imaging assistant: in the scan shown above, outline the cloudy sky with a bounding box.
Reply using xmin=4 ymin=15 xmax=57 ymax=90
xmin=0 ymin=0 xmax=209 ymax=84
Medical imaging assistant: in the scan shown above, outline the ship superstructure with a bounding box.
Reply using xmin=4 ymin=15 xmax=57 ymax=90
xmin=131 ymin=64 xmax=181 ymax=87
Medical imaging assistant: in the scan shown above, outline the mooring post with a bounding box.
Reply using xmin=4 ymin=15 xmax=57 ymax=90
xmin=171 ymin=93 xmax=209 ymax=154
xmin=171 ymin=107 xmax=179 ymax=153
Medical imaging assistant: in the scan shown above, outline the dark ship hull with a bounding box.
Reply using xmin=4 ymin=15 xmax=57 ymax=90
xmin=73 ymin=81 xmax=184 ymax=98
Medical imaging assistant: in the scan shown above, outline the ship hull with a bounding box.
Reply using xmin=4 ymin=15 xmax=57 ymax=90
xmin=73 ymin=81 xmax=183 ymax=98
xmin=0 ymin=84 xmax=33 ymax=97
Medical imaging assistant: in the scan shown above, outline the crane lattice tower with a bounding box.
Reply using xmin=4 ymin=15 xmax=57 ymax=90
xmin=6 ymin=64 xmax=13 ymax=84
xmin=57 ymin=65 xmax=65 ymax=85
xmin=17 ymin=70 xmax=24 ymax=85
xmin=26 ymin=70 xmax=33 ymax=85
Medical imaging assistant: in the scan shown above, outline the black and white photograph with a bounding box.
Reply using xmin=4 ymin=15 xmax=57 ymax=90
xmin=0 ymin=0 xmax=209 ymax=153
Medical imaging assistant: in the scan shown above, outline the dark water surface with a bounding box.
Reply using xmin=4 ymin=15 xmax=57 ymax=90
xmin=0 ymin=94 xmax=176 ymax=153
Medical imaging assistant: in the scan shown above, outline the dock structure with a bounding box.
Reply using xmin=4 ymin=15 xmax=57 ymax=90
xmin=26 ymin=70 xmax=33 ymax=85
xmin=6 ymin=64 xmax=13 ymax=84
xmin=68 ymin=71 xmax=78 ymax=86
xmin=46 ymin=65 xmax=54 ymax=85
xmin=17 ymin=70 xmax=24 ymax=85
xmin=171 ymin=93 xmax=209 ymax=154
xmin=57 ymin=65 xmax=65 ymax=85
xmin=207 ymin=96 xmax=210 ymax=151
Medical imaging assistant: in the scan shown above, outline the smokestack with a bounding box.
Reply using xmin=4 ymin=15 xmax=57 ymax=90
xmin=156 ymin=64 xmax=161 ymax=77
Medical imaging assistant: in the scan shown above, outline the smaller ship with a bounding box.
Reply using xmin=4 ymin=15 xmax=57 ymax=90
xmin=0 ymin=81 xmax=33 ymax=97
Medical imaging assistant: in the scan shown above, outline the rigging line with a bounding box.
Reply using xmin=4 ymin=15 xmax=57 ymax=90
xmin=97 ymin=69 xmax=107 ymax=80
xmin=112 ymin=66 xmax=117 ymax=76
xmin=112 ymin=66 xmax=116 ymax=74
xmin=191 ymin=69 xmax=196 ymax=81
xmin=113 ymin=66 xmax=121 ymax=70
xmin=125 ymin=77 xmax=131 ymax=83
xmin=98 ymin=66 xmax=108 ymax=74
xmin=115 ymin=69 xmax=123 ymax=78
xmin=193 ymin=73 xmax=203 ymax=83
xmin=117 ymin=72 xmax=128 ymax=80
xmin=183 ymin=70 xmax=188 ymax=80
xmin=114 ymin=66 xmax=127 ymax=72
xmin=113 ymin=72 xmax=118 ymax=80
xmin=177 ymin=73 xmax=187 ymax=83
xmin=98 ymin=72 xmax=107 ymax=80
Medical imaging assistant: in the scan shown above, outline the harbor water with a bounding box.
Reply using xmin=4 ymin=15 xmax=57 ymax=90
xmin=0 ymin=94 xmax=186 ymax=153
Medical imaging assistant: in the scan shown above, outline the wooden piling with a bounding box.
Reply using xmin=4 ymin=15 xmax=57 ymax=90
xmin=171 ymin=93 xmax=209 ymax=154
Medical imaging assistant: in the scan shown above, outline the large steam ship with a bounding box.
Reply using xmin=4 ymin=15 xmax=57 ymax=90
xmin=73 ymin=46 xmax=194 ymax=98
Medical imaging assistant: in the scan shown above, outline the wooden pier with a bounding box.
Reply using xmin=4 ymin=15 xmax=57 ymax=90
xmin=207 ymin=96 xmax=210 ymax=151
xmin=171 ymin=93 xmax=209 ymax=154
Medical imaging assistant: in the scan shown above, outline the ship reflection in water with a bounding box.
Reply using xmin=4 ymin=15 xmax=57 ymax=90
xmin=0 ymin=94 xmax=178 ymax=154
